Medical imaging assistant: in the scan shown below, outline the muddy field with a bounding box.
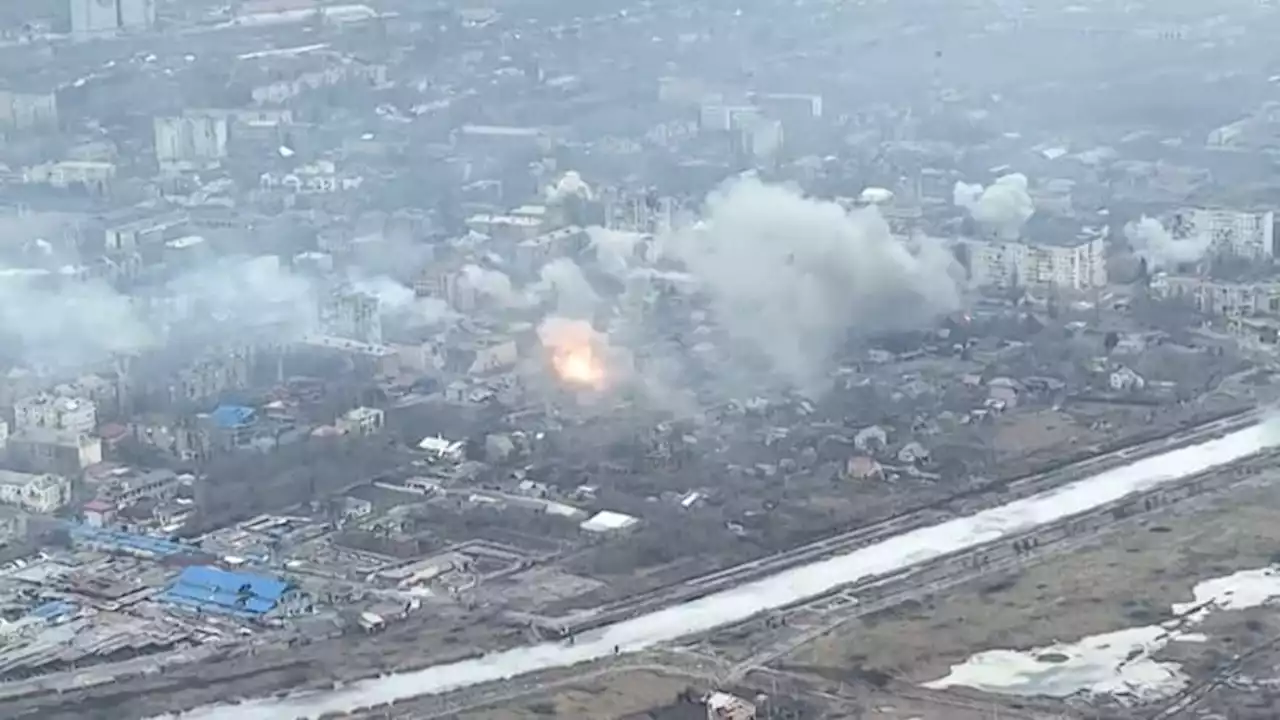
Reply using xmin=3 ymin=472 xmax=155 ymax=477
xmin=784 ymin=470 xmax=1280 ymax=709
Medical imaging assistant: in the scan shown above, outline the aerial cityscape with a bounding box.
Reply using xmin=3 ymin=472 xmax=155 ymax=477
xmin=1 ymin=0 xmax=1280 ymax=719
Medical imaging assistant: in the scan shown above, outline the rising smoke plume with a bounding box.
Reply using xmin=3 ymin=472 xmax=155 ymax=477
xmin=349 ymin=274 xmax=457 ymax=327
xmin=0 ymin=271 xmax=156 ymax=371
xmin=545 ymin=171 xmax=593 ymax=203
xmin=661 ymin=175 xmax=962 ymax=389
xmin=460 ymin=264 xmax=523 ymax=307
xmin=587 ymin=227 xmax=646 ymax=279
xmin=0 ymin=250 xmax=434 ymax=372
xmin=538 ymin=258 xmax=599 ymax=318
xmin=954 ymin=173 xmax=1036 ymax=240
xmin=1124 ymin=215 xmax=1211 ymax=270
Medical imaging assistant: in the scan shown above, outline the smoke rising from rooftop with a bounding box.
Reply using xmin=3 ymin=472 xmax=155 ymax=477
xmin=662 ymin=176 xmax=962 ymax=389
xmin=954 ymin=173 xmax=1036 ymax=240
xmin=545 ymin=171 xmax=593 ymax=203
xmin=538 ymin=258 xmax=599 ymax=318
xmin=1124 ymin=215 xmax=1211 ymax=270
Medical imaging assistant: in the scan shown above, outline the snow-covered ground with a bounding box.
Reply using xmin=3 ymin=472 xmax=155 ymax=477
xmin=925 ymin=567 xmax=1280 ymax=704
xmin=167 ymin=421 xmax=1278 ymax=720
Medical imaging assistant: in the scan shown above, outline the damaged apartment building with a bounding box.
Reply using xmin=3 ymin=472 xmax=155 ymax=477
xmin=2 ymin=392 xmax=103 ymax=476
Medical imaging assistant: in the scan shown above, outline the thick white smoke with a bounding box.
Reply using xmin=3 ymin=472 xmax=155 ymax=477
xmin=0 ymin=271 xmax=156 ymax=369
xmin=538 ymin=258 xmax=598 ymax=318
xmin=954 ymin=173 xmax=1036 ymax=240
xmin=350 ymin=275 xmax=457 ymax=327
xmin=0 ymin=255 xmax=359 ymax=371
xmin=460 ymin=264 xmax=521 ymax=307
xmin=663 ymin=176 xmax=962 ymax=388
xmin=545 ymin=171 xmax=593 ymax=203
xmin=587 ymin=227 xmax=645 ymax=279
xmin=1124 ymin=216 xmax=1211 ymax=270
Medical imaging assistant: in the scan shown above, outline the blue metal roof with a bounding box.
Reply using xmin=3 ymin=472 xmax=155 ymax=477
xmin=29 ymin=601 xmax=76 ymax=620
xmin=210 ymin=404 xmax=256 ymax=429
xmin=70 ymin=526 xmax=191 ymax=557
xmin=158 ymin=565 xmax=287 ymax=616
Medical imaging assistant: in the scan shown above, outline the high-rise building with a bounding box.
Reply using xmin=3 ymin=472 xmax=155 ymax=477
xmin=153 ymin=114 xmax=229 ymax=171
xmin=1172 ymin=208 xmax=1276 ymax=260
xmin=321 ymin=289 xmax=382 ymax=345
xmin=963 ymin=233 xmax=1107 ymax=291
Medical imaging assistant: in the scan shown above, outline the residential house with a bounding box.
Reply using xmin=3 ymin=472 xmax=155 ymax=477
xmin=0 ymin=471 xmax=69 ymax=514
xmin=845 ymin=455 xmax=884 ymax=481
xmin=987 ymin=377 xmax=1022 ymax=408
xmin=1109 ymin=367 xmax=1147 ymax=392
xmin=336 ymin=407 xmax=385 ymax=436
xmin=853 ymin=425 xmax=889 ymax=454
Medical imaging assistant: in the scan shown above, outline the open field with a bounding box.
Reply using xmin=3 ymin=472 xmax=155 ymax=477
xmin=448 ymin=669 xmax=695 ymax=720
xmin=782 ymin=468 xmax=1280 ymax=703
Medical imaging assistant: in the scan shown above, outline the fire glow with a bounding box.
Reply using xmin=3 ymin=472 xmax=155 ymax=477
xmin=539 ymin=317 xmax=608 ymax=391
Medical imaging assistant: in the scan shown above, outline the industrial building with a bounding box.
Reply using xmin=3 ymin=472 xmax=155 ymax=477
xmin=157 ymin=566 xmax=289 ymax=617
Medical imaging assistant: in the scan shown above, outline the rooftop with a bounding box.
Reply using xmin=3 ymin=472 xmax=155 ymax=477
xmin=157 ymin=565 xmax=288 ymax=616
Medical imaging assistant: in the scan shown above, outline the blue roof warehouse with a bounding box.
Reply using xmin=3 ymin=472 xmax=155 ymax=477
xmin=158 ymin=565 xmax=288 ymax=617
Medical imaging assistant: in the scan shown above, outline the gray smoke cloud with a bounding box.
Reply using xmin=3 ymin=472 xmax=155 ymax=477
xmin=0 ymin=244 xmax=451 ymax=373
xmin=662 ymin=175 xmax=962 ymax=389
xmin=0 ymin=271 xmax=156 ymax=370
xmin=0 ymin=254 xmax=327 ymax=371
xmin=459 ymin=264 xmax=522 ymax=307
xmin=587 ymin=227 xmax=646 ymax=279
xmin=349 ymin=274 xmax=457 ymax=327
xmin=954 ymin=173 xmax=1036 ymax=240
xmin=1124 ymin=215 xmax=1211 ymax=270
xmin=538 ymin=258 xmax=599 ymax=318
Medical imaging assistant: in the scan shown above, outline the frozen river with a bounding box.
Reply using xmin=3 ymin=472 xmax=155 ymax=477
xmin=168 ymin=420 xmax=1278 ymax=720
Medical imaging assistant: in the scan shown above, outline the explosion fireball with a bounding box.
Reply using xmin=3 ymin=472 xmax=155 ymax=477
xmin=539 ymin=317 xmax=608 ymax=390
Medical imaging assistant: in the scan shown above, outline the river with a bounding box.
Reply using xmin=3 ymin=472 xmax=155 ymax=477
xmin=167 ymin=419 xmax=1278 ymax=719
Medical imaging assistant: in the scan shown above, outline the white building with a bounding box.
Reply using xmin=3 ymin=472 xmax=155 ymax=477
xmin=0 ymin=471 xmax=69 ymax=514
xmin=706 ymin=691 xmax=757 ymax=720
xmin=964 ymin=234 xmax=1107 ymax=291
xmin=1109 ymin=367 xmax=1146 ymax=392
xmin=154 ymin=114 xmax=229 ymax=171
xmin=579 ymin=510 xmax=639 ymax=533
xmin=1172 ymin=208 xmax=1276 ymax=260
xmin=22 ymin=161 xmax=116 ymax=192
xmin=336 ymin=407 xmax=384 ymax=436
xmin=13 ymin=395 xmax=97 ymax=435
